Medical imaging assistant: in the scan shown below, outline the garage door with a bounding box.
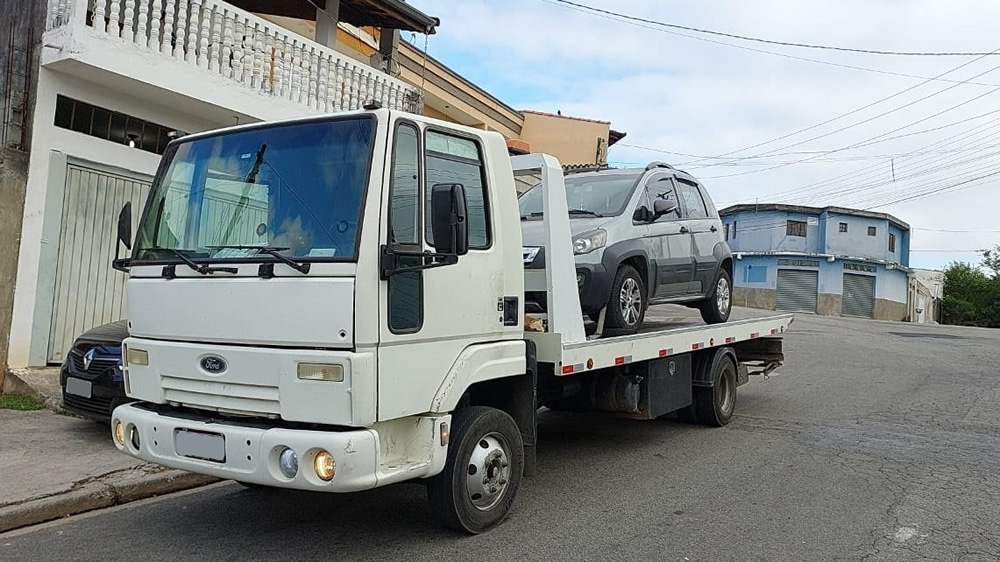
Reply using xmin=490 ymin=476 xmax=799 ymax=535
xmin=776 ymin=269 xmax=818 ymax=313
xmin=47 ymin=165 xmax=151 ymax=363
xmin=842 ymin=273 xmax=875 ymax=318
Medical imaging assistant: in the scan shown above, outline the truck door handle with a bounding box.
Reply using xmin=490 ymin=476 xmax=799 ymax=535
xmin=679 ymin=226 xmax=689 ymax=233
xmin=710 ymin=225 xmax=718 ymax=232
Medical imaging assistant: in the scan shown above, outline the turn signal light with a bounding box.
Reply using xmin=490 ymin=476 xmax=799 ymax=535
xmin=126 ymin=348 xmax=149 ymax=366
xmin=313 ymin=450 xmax=336 ymax=481
xmin=297 ymin=363 xmax=344 ymax=382
xmin=113 ymin=420 xmax=126 ymax=446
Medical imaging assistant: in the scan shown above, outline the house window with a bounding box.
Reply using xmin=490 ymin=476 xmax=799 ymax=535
xmin=889 ymin=233 xmax=896 ymax=253
xmin=839 ymin=222 xmax=848 ymax=233
xmin=868 ymin=226 xmax=877 ymax=236
xmin=725 ymin=223 xmax=730 ymax=240
xmin=786 ymin=220 xmax=807 ymax=237
xmin=732 ymin=220 xmax=736 ymax=239
xmin=53 ymin=95 xmax=174 ymax=155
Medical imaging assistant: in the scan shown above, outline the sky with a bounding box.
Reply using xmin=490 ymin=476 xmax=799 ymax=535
xmin=405 ymin=0 xmax=1000 ymax=270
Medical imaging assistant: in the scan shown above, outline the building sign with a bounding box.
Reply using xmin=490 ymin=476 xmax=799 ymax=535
xmin=778 ymin=259 xmax=819 ymax=268
xmin=844 ymin=262 xmax=877 ymax=273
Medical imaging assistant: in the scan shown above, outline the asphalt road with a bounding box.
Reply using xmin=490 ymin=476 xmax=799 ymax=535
xmin=4 ymin=310 xmax=1000 ymax=561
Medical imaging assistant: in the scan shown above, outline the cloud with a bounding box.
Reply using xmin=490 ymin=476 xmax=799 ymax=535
xmin=411 ymin=0 xmax=1000 ymax=268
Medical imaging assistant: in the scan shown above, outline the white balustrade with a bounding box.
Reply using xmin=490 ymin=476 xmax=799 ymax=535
xmin=50 ymin=0 xmax=423 ymax=114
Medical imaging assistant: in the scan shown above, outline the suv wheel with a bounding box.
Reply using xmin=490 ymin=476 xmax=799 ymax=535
xmin=604 ymin=265 xmax=646 ymax=335
xmin=699 ymin=269 xmax=732 ymax=324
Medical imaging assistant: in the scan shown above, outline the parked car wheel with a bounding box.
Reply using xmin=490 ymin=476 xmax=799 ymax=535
xmin=699 ymin=269 xmax=732 ymax=324
xmin=604 ymin=265 xmax=646 ymax=335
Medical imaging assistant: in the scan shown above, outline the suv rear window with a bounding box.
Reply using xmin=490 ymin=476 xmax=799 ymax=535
xmin=518 ymin=173 xmax=640 ymax=217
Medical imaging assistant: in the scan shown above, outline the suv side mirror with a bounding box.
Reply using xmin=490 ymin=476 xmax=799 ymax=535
xmin=431 ymin=183 xmax=468 ymax=255
xmin=117 ymin=201 xmax=133 ymax=250
xmin=652 ymin=199 xmax=677 ymax=220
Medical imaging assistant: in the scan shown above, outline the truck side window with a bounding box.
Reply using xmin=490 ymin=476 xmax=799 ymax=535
xmin=425 ymin=131 xmax=491 ymax=249
xmin=388 ymin=123 xmax=422 ymax=333
xmin=389 ymin=124 xmax=420 ymax=246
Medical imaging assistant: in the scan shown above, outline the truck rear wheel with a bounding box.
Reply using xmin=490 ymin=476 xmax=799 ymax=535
xmin=427 ymin=406 xmax=524 ymax=534
xmin=677 ymin=352 xmax=737 ymax=427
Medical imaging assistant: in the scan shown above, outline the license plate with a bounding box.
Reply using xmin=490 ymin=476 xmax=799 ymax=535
xmin=175 ymin=429 xmax=226 ymax=463
xmin=66 ymin=377 xmax=92 ymax=398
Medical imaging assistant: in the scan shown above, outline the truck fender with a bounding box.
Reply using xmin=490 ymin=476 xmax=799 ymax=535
xmin=692 ymin=346 xmax=737 ymax=388
xmin=429 ymin=340 xmax=527 ymax=413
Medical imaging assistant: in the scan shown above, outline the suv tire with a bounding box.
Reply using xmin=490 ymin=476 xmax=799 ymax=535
xmin=699 ymin=268 xmax=732 ymax=324
xmin=604 ymin=265 xmax=646 ymax=335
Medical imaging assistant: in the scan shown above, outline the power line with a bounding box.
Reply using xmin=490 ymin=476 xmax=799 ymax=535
xmin=548 ymin=0 xmax=1000 ymax=57
xmin=540 ymin=0 xmax=1000 ymax=88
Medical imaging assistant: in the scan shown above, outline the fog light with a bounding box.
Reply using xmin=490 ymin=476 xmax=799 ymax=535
xmin=113 ymin=420 xmax=126 ymax=446
xmin=297 ymin=363 xmax=344 ymax=382
xmin=278 ymin=447 xmax=298 ymax=478
xmin=126 ymin=348 xmax=148 ymax=366
xmin=129 ymin=426 xmax=140 ymax=450
xmin=313 ymin=450 xmax=336 ymax=481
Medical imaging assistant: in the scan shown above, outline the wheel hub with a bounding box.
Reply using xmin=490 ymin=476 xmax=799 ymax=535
xmin=620 ymin=278 xmax=642 ymax=326
xmin=466 ymin=433 xmax=512 ymax=511
xmin=716 ymin=277 xmax=731 ymax=314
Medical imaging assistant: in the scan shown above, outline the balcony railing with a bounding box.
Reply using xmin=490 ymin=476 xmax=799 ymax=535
xmin=45 ymin=0 xmax=423 ymax=114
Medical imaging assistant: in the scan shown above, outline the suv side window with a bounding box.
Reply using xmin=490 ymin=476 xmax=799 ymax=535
xmin=675 ymin=178 xmax=708 ymax=219
xmin=645 ymin=176 xmax=682 ymax=221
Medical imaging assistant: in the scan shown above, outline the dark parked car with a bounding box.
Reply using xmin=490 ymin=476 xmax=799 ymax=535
xmin=59 ymin=320 xmax=131 ymax=423
xmin=520 ymin=162 xmax=733 ymax=335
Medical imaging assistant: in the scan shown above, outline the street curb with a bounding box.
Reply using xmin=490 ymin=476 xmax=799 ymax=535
xmin=0 ymin=470 xmax=219 ymax=534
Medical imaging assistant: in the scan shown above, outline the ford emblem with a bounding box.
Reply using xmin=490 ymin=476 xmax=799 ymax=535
xmin=200 ymin=355 xmax=227 ymax=374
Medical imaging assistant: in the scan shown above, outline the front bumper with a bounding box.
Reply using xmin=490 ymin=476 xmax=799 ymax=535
xmin=525 ymin=263 xmax=611 ymax=315
xmin=112 ymin=403 xmax=382 ymax=492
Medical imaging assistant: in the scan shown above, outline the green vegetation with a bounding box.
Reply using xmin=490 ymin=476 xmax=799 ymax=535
xmin=0 ymin=392 xmax=47 ymax=411
xmin=941 ymin=245 xmax=1000 ymax=328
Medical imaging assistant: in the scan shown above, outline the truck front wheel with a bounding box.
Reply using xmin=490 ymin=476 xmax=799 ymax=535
xmin=427 ymin=406 xmax=524 ymax=534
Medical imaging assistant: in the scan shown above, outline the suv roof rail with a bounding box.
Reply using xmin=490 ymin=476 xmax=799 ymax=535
xmin=563 ymin=164 xmax=612 ymax=175
xmin=646 ymin=161 xmax=675 ymax=171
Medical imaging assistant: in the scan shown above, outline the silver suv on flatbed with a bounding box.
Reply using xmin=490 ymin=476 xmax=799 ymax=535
xmin=519 ymin=161 xmax=733 ymax=334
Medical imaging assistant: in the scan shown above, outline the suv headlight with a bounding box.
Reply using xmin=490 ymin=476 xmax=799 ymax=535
xmin=573 ymin=229 xmax=607 ymax=255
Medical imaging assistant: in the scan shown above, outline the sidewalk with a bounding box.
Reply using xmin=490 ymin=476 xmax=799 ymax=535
xmin=0 ymin=372 xmax=218 ymax=533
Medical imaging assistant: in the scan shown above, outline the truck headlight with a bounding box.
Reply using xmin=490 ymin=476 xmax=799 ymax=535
xmin=297 ymin=363 xmax=344 ymax=382
xmin=313 ymin=450 xmax=336 ymax=481
xmin=278 ymin=447 xmax=298 ymax=478
xmin=573 ymin=229 xmax=607 ymax=255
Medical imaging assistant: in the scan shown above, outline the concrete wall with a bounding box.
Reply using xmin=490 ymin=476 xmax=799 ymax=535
xmin=0 ymin=0 xmax=45 ymax=385
xmin=518 ymin=111 xmax=611 ymax=167
xmin=725 ymin=210 xmax=820 ymax=254
xmin=8 ymin=68 xmax=222 ymax=368
xmin=732 ymin=287 xmax=776 ymax=310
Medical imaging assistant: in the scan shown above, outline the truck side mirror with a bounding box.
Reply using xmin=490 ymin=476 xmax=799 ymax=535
xmin=431 ymin=183 xmax=468 ymax=256
xmin=117 ymin=201 xmax=133 ymax=250
xmin=652 ymin=199 xmax=677 ymax=221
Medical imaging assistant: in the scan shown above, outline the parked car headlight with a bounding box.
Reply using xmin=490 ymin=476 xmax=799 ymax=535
xmin=573 ymin=229 xmax=607 ymax=255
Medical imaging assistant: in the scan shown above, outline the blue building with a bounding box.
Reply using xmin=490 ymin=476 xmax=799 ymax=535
xmin=719 ymin=204 xmax=911 ymax=320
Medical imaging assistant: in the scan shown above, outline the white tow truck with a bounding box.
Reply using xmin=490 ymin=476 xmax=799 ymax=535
xmin=110 ymin=105 xmax=793 ymax=534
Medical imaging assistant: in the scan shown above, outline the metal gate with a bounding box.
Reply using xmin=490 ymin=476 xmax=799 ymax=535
xmin=842 ymin=273 xmax=875 ymax=318
xmin=775 ymin=269 xmax=818 ymax=313
xmin=47 ymin=164 xmax=151 ymax=363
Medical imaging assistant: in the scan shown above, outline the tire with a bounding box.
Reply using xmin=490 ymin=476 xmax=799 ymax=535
xmin=604 ymin=265 xmax=646 ymax=335
xmin=693 ymin=355 xmax=737 ymax=427
xmin=699 ymin=268 xmax=732 ymax=325
xmin=427 ymin=406 xmax=524 ymax=534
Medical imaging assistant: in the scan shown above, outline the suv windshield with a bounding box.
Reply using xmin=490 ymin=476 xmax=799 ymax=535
xmin=133 ymin=116 xmax=374 ymax=263
xmin=518 ymin=173 xmax=639 ymax=218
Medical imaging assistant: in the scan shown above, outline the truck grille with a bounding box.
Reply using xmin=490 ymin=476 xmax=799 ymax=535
xmin=161 ymin=375 xmax=280 ymax=416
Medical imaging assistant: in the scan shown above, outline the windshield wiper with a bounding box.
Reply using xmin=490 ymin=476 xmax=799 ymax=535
xmin=146 ymin=247 xmax=238 ymax=276
xmin=207 ymin=245 xmax=311 ymax=274
xmin=568 ymin=209 xmax=605 ymax=218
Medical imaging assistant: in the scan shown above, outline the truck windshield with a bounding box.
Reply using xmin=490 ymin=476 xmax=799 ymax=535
xmin=133 ymin=116 xmax=375 ymax=264
xmin=518 ymin=173 xmax=639 ymax=219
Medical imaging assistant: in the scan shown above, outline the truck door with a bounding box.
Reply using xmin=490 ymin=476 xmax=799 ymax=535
xmin=377 ymin=120 xmax=505 ymax=421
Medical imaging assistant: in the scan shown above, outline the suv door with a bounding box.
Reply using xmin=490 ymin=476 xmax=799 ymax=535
xmin=674 ymin=178 xmax=719 ymax=295
xmin=637 ymin=174 xmax=693 ymax=298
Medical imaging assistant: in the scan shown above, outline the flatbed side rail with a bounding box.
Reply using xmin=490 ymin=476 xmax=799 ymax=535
xmin=553 ymin=315 xmax=794 ymax=375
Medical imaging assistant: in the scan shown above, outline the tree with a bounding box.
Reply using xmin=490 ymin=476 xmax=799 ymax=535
xmin=940 ymin=247 xmax=1000 ymax=327
xmin=981 ymin=244 xmax=1000 ymax=278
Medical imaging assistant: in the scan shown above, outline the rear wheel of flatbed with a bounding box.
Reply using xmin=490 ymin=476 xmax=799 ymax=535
xmin=427 ymin=406 xmax=524 ymax=534
xmin=678 ymin=352 xmax=738 ymax=427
